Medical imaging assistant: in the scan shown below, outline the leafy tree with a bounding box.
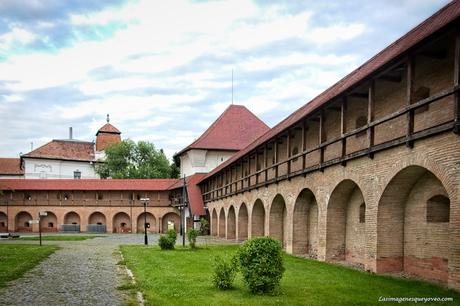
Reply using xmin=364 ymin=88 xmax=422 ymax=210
xmin=96 ymin=140 xmax=177 ymax=179
xmin=170 ymin=152 xmax=181 ymax=179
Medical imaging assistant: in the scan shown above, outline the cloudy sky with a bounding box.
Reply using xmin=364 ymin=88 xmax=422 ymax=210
xmin=0 ymin=0 xmax=450 ymax=159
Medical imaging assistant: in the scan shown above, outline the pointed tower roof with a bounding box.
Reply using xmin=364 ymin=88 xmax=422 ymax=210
xmin=177 ymin=105 xmax=269 ymax=155
xmin=96 ymin=114 xmax=121 ymax=136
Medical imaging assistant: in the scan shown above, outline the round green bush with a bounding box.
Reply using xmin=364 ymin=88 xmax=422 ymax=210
xmin=166 ymin=229 xmax=177 ymax=241
xmin=238 ymin=237 xmax=285 ymax=294
xmin=158 ymin=235 xmax=175 ymax=250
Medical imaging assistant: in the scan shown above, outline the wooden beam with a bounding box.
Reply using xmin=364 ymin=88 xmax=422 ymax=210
xmin=406 ymin=57 xmax=415 ymax=147
xmin=454 ymin=29 xmax=460 ymax=134
xmin=319 ymin=111 xmax=325 ymax=169
xmin=301 ymin=120 xmax=306 ymax=170
xmin=287 ymin=130 xmax=291 ymax=176
xmin=264 ymin=144 xmax=268 ymax=183
xmin=341 ymin=96 xmax=347 ymax=165
xmin=255 ymin=150 xmax=259 ymax=185
xmin=274 ymin=138 xmax=279 ymax=179
xmin=368 ymin=80 xmax=375 ymax=158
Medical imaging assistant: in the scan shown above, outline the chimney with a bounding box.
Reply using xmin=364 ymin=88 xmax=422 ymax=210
xmin=69 ymin=127 xmax=73 ymax=140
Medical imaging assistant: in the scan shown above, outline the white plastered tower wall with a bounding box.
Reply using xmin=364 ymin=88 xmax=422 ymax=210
xmin=180 ymin=149 xmax=236 ymax=178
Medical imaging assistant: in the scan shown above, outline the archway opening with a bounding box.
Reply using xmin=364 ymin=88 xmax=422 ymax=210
xmin=88 ymin=212 xmax=107 ymax=233
xmin=211 ymin=209 xmax=218 ymax=236
xmin=162 ymin=212 xmax=180 ymax=233
xmin=40 ymin=211 xmax=58 ymax=233
xmin=113 ymin=212 xmax=131 ymax=233
xmin=377 ymin=166 xmax=450 ymax=284
xmin=218 ymin=208 xmax=225 ymax=238
xmin=137 ymin=212 xmax=156 ymax=233
xmin=227 ymin=206 xmax=236 ymax=239
xmin=293 ymin=189 xmax=318 ymax=257
xmin=63 ymin=211 xmax=80 ymax=232
xmin=251 ymin=199 xmax=265 ymax=237
xmin=238 ymin=203 xmax=248 ymax=241
xmin=326 ymin=180 xmax=366 ymax=267
xmin=15 ymin=211 xmax=33 ymax=232
xmin=0 ymin=212 xmax=7 ymax=231
xmin=269 ymin=194 xmax=287 ymax=248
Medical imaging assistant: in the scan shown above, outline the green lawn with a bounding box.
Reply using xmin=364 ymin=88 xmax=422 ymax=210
xmin=0 ymin=244 xmax=58 ymax=288
xmin=121 ymin=245 xmax=459 ymax=306
xmin=19 ymin=235 xmax=100 ymax=241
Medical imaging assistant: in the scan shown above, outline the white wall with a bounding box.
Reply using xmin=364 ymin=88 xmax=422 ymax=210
xmin=180 ymin=149 xmax=236 ymax=177
xmin=23 ymin=158 xmax=99 ymax=179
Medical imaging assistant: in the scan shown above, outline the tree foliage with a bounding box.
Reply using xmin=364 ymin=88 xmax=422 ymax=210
xmin=96 ymin=140 xmax=179 ymax=179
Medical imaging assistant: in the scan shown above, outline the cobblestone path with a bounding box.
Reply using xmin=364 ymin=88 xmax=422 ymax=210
xmin=0 ymin=236 xmax=135 ymax=306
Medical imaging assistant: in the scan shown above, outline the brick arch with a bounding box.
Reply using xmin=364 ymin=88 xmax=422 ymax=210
xmin=112 ymin=212 xmax=131 ymax=233
xmin=0 ymin=211 xmax=7 ymax=231
xmin=88 ymin=211 xmax=106 ymax=225
xmin=251 ymin=199 xmax=265 ymax=237
xmin=292 ymin=188 xmax=319 ymax=257
xmin=269 ymin=194 xmax=287 ymax=248
xmin=326 ymin=179 xmax=366 ymax=267
xmin=237 ymin=202 xmax=248 ymax=241
xmin=218 ymin=208 xmax=225 ymax=238
xmin=15 ymin=211 xmax=33 ymax=232
xmin=137 ymin=212 xmax=156 ymax=233
xmin=40 ymin=211 xmax=58 ymax=232
xmin=64 ymin=211 xmax=80 ymax=225
xmin=162 ymin=212 xmax=180 ymax=233
xmin=211 ymin=208 xmax=218 ymax=236
xmin=227 ymin=205 xmax=236 ymax=239
xmin=377 ymin=165 xmax=450 ymax=284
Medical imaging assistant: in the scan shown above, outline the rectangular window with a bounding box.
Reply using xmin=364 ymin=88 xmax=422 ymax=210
xmin=74 ymin=170 xmax=81 ymax=179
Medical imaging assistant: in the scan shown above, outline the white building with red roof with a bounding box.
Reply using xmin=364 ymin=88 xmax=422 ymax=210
xmin=176 ymin=104 xmax=269 ymax=177
xmin=21 ymin=115 xmax=121 ymax=179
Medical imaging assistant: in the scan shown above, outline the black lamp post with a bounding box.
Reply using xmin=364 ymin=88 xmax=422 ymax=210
xmin=140 ymin=198 xmax=150 ymax=245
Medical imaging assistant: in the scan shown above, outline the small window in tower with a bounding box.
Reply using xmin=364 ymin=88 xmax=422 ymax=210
xmin=97 ymin=193 xmax=103 ymax=200
xmin=359 ymin=203 xmax=366 ymax=223
xmin=63 ymin=194 xmax=69 ymax=201
xmin=355 ymin=116 xmax=367 ymax=137
xmin=74 ymin=170 xmax=81 ymax=179
xmin=24 ymin=194 xmax=32 ymax=201
xmin=427 ymin=195 xmax=450 ymax=223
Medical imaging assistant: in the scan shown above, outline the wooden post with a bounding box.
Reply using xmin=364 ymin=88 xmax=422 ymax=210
xmin=454 ymin=30 xmax=460 ymax=134
xmin=247 ymin=155 xmax=251 ymax=187
xmin=341 ymin=97 xmax=347 ymax=165
xmin=319 ymin=111 xmax=325 ymax=170
xmin=287 ymin=131 xmax=291 ymax=177
xmin=240 ymin=161 xmax=244 ymax=190
xmin=274 ymin=138 xmax=279 ymax=179
xmin=255 ymin=150 xmax=259 ymax=184
xmin=406 ymin=57 xmax=414 ymax=147
xmin=301 ymin=120 xmax=306 ymax=170
xmin=368 ymin=80 xmax=375 ymax=158
xmin=264 ymin=144 xmax=268 ymax=183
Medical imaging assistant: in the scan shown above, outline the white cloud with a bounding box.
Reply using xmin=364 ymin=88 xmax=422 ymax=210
xmin=307 ymin=23 xmax=366 ymax=44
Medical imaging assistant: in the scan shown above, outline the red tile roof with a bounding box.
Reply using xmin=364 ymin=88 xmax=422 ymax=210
xmin=96 ymin=123 xmax=121 ymax=135
xmin=0 ymin=158 xmax=23 ymax=175
xmin=0 ymin=179 xmax=178 ymax=191
xmin=23 ymin=140 xmax=95 ymax=162
xmin=177 ymin=105 xmax=269 ymax=155
xmin=200 ymin=1 xmax=460 ymax=183
xmin=168 ymin=173 xmax=207 ymax=216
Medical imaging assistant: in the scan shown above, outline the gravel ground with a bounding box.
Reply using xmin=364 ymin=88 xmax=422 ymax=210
xmin=0 ymin=234 xmax=237 ymax=306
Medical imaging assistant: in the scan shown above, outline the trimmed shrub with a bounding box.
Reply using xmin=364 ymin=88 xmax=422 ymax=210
xmin=199 ymin=218 xmax=209 ymax=235
xmin=166 ymin=229 xmax=177 ymax=241
xmin=188 ymin=228 xmax=199 ymax=249
xmin=159 ymin=234 xmax=175 ymax=250
xmin=238 ymin=237 xmax=285 ymax=294
xmin=212 ymin=256 xmax=238 ymax=290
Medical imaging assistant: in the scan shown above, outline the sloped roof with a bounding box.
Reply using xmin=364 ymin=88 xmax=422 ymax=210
xmin=169 ymin=173 xmax=207 ymax=216
xmin=177 ymin=105 xmax=269 ymax=155
xmin=0 ymin=158 xmax=23 ymax=175
xmin=200 ymin=1 xmax=460 ymax=183
xmin=22 ymin=140 xmax=95 ymax=162
xmin=96 ymin=123 xmax=121 ymax=135
xmin=0 ymin=179 xmax=178 ymax=191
